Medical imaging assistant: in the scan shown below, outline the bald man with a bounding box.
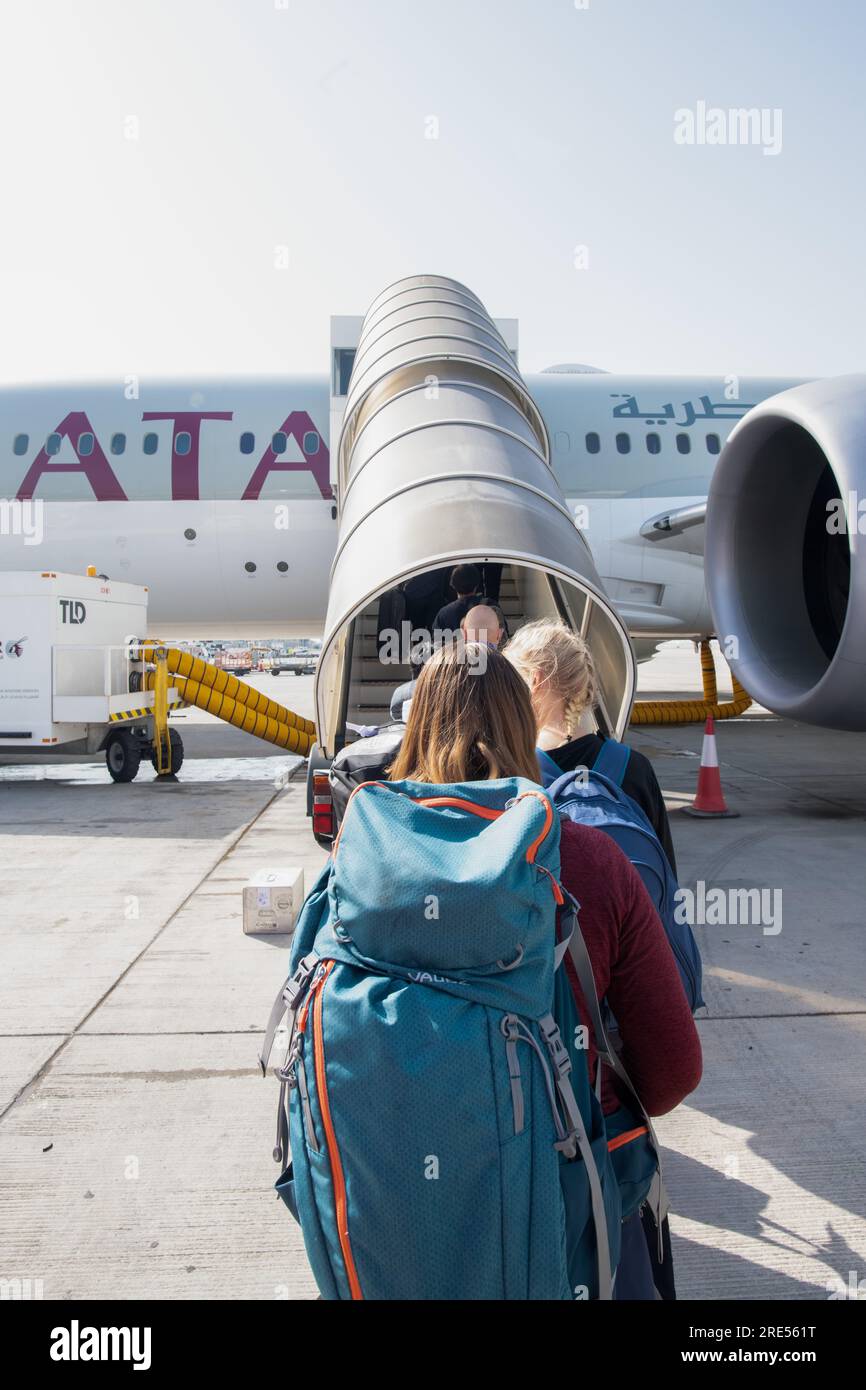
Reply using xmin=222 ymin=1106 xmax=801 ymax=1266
xmin=386 ymin=605 xmax=504 ymax=723
xmin=461 ymin=603 xmax=504 ymax=648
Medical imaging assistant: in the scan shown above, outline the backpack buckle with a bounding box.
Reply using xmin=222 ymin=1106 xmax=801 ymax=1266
xmin=539 ymin=1016 xmax=572 ymax=1081
xmin=282 ymin=953 xmax=319 ymax=1010
xmin=276 ymin=1033 xmax=302 ymax=1087
xmin=259 ymin=952 xmax=321 ymax=1077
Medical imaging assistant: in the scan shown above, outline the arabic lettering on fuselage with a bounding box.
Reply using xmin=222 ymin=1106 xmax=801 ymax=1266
xmin=610 ymin=394 xmax=756 ymax=427
xmin=13 ymin=409 xmax=332 ymax=502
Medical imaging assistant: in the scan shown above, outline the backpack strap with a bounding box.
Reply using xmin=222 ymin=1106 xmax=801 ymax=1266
xmin=535 ymin=747 xmax=563 ymax=787
xmin=538 ymin=1013 xmax=613 ymax=1300
xmin=259 ymin=952 xmax=320 ymax=1076
xmin=561 ymin=887 xmax=670 ymax=1249
xmin=592 ymin=738 xmax=631 ymax=788
xmin=553 ymin=888 xmax=579 ymax=969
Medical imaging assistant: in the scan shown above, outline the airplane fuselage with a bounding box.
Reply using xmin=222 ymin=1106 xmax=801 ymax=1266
xmin=0 ymin=371 xmax=800 ymax=638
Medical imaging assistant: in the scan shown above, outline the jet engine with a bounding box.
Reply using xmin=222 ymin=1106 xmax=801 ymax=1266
xmin=705 ymin=374 xmax=866 ymax=729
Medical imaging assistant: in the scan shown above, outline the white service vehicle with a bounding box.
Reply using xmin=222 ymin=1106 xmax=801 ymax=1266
xmin=0 ymin=570 xmax=183 ymax=781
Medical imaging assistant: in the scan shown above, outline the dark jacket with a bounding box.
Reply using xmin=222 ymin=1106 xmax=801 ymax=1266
xmin=432 ymin=594 xmax=484 ymax=634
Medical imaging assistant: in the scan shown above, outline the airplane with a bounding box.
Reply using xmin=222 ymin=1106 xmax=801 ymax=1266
xmin=0 ymin=367 xmax=792 ymax=645
xmin=1 ymin=352 xmax=863 ymax=731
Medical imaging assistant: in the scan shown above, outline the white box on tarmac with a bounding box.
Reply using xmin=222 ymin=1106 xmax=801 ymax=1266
xmin=243 ymin=867 xmax=305 ymax=935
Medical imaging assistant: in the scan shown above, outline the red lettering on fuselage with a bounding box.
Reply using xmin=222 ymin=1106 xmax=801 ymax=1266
xmin=241 ymin=411 xmax=331 ymax=500
xmin=16 ymin=411 xmax=127 ymax=501
xmin=15 ymin=408 xmax=331 ymax=500
xmin=141 ymin=411 xmax=233 ymax=501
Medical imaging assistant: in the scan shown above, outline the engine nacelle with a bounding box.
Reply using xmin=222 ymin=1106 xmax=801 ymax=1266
xmin=705 ymin=374 xmax=866 ymax=730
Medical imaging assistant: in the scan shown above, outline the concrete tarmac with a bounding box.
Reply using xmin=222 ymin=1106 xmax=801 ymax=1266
xmin=1 ymin=655 xmax=865 ymax=1300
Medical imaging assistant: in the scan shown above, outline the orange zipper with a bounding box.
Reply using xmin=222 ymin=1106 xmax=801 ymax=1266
xmin=311 ymin=960 xmax=364 ymax=1300
xmin=415 ymin=796 xmax=502 ymax=820
xmin=417 ymin=790 xmax=553 ymax=865
xmin=296 ymin=970 xmax=321 ymax=1034
xmin=334 ymin=784 xmax=555 ymax=869
xmin=607 ymin=1124 xmax=649 ymax=1153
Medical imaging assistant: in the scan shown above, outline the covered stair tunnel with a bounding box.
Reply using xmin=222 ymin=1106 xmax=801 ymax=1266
xmin=311 ymin=274 xmax=637 ymax=813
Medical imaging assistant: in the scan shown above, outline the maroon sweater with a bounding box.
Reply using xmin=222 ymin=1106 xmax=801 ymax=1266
xmin=558 ymin=820 xmax=702 ymax=1117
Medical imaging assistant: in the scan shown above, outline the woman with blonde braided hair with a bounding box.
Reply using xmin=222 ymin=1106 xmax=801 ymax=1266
xmin=503 ymin=619 xmax=677 ymax=875
xmin=505 ymin=617 xmax=683 ymax=1300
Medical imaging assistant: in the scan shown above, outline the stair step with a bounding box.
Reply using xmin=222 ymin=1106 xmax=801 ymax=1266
xmin=349 ymin=682 xmax=405 ymax=705
xmin=344 ymin=578 xmax=529 ymax=741
xmin=357 ymin=659 xmax=413 ymax=680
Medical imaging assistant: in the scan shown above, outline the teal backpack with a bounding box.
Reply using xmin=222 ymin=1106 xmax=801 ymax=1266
xmin=260 ymin=777 xmax=625 ymax=1300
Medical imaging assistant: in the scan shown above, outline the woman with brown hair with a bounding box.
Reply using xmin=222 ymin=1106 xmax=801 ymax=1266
xmin=388 ymin=641 xmax=539 ymax=784
xmin=389 ymin=641 xmax=702 ymax=1299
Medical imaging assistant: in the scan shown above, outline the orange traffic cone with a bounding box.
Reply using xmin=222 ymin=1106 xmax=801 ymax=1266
xmin=681 ymin=716 xmax=740 ymax=818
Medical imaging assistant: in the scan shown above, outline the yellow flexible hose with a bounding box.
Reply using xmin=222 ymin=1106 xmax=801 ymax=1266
xmin=133 ymin=642 xmax=315 ymax=736
xmin=141 ymin=670 xmax=315 ymax=755
xmin=629 ymin=640 xmax=752 ymax=725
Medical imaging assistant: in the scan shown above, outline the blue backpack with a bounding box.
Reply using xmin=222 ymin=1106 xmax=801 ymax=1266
xmin=536 ymin=741 xmax=705 ymax=1012
xmin=260 ymin=777 xmax=624 ymax=1301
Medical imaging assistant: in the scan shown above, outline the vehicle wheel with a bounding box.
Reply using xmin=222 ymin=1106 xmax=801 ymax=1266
xmin=106 ymin=731 xmax=142 ymax=783
xmin=151 ymin=727 xmax=184 ymax=776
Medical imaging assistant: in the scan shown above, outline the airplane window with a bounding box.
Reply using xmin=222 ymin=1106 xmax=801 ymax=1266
xmin=303 ymin=430 xmax=320 ymax=455
xmin=244 ymin=561 xmax=257 ymax=573
xmin=557 ymin=422 xmax=719 ymax=499
xmin=184 ymin=528 xmax=196 ymax=540
xmin=77 ymin=432 xmax=94 ymax=457
xmin=272 ymin=431 xmax=288 ymax=455
xmin=676 ymin=433 xmax=691 ymax=454
xmin=615 ymin=433 xmax=631 ymax=454
xmin=143 ymin=432 xmax=159 ymax=455
xmin=175 ymin=431 xmax=192 ymax=456
xmin=46 ymin=433 xmax=61 ymax=455
xmin=554 ymin=431 xmax=571 ymax=453
xmin=111 ymin=432 xmax=126 ymax=455
xmin=336 ymin=348 xmax=356 ymax=396
xmin=706 ymin=433 xmax=721 ymax=455
xmin=240 ymin=431 xmax=255 ymax=454
xmin=13 ymin=434 xmax=28 ymax=455
xmin=277 ymin=561 xmax=289 ymax=572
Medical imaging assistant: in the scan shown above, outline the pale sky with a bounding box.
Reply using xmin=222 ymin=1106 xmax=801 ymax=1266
xmin=2 ymin=0 xmax=863 ymax=383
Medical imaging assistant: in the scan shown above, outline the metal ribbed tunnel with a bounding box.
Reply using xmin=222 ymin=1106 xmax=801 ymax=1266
xmin=316 ymin=274 xmax=636 ymax=756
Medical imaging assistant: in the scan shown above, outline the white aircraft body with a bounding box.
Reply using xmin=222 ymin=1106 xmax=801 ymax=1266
xmin=0 ymin=369 xmax=797 ymax=647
